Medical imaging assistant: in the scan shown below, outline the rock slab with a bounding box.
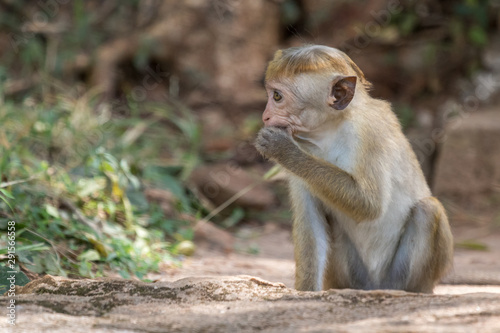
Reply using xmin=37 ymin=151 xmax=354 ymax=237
xmin=1 ymin=275 xmax=500 ymax=332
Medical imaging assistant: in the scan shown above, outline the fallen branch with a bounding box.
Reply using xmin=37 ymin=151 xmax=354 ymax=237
xmin=0 ymin=175 xmax=38 ymax=188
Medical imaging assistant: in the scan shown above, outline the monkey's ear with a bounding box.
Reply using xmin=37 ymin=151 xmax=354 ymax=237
xmin=329 ymin=76 xmax=357 ymax=110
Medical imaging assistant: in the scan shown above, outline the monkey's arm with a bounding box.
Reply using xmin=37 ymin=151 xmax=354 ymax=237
xmin=255 ymin=127 xmax=381 ymax=222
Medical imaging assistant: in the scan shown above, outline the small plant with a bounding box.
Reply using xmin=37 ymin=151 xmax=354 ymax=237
xmin=0 ymin=85 xmax=204 ymax=280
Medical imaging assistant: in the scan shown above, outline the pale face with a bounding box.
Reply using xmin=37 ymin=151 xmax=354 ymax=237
xmin=262 ymin=74 xmax=332 ymax=135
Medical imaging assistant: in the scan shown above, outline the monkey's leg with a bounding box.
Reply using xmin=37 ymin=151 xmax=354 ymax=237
xmin=324 ymin=227 xmax=373 ymax=290
xmin=382 ymin=197 xmax=453 ymax=293
xmin=290 ymin=180 xmax=330 ymax=291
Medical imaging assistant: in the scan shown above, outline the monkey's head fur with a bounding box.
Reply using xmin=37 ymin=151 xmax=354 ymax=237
xmin=265 ymin=45 xmax=372 ymax=90
xmin=262 ymin=45 xmax=372 ymax=134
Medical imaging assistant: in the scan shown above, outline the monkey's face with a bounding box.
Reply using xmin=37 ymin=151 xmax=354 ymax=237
xmin=262 ymin=73 xmax=357 ymax=135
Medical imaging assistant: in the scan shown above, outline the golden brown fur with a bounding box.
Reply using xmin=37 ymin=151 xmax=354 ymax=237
xmin=255 ymin=45 xmax=453 ymax=293
xmin=265 ymin=46 xmax=372 ymax=90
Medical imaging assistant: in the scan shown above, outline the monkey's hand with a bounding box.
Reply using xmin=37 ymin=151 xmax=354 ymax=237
xmin=255 ymin=127 xmax=300 ymax=163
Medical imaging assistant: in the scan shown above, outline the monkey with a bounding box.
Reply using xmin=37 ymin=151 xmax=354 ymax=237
xmin=254 ymin=45 xmax=453 ymax=293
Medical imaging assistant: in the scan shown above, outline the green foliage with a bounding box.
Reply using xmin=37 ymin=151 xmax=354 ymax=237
xmin=389 ymin=0 xmax=491 ymax=47
xmin=221 ymin=207 xmax=245 ymax=229
xmin=454 ymin=0 xmax=490 ymax=46
xmin=0 ymin=266 xmax=30 ymax=294
xmin=0 ymin=1 xmax=144 ymax=87
xmin=393 ymin=104 xmax=414 ymax=129
xmin=398 ymin=12 xmax=418 ymax=37
xmin=0 ymin=86 xmax=204 ymax=279
xmin=281 ymin=0 xmax=302 ymax=26
xmin=468 ymin=25 xmax=488 ymax=46
xmin=455 ymin=240 xmax=489 ymax=251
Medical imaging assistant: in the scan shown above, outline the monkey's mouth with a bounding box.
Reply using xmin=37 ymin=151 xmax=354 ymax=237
xmin=272 ymin=125 xmax=294 ymax=136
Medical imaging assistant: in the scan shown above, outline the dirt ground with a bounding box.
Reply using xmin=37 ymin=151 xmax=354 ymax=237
xmin=2 ymin=223 xmax=500 ymax=332
xmin=4 ymin=274 xmax=500 ymax=333
xmin=154 ymin=223 xmax=500 ymax=292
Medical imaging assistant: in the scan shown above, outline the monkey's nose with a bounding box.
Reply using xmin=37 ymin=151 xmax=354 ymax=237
xmin=262 ymin=108 xmax=271 ymax=123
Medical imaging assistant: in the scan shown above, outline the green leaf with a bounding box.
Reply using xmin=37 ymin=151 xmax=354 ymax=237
xmin=126 ymin=189 xmax=149 ymax=211
xmin=77 ymin=249 xmax=101 ymax=261
xmin=77 ymin=177 xmax=106 ymax=198
xmin=144 ymin=166 xmax=190 ymax=209
xmin=45 ymin=204 xmax=60 ymax=219
xmin=468 ymin=25 xmax=488 ymax=46
xmin=118 ymin=269 xmax=131 ymax=279
xmin=0 ymin=193 xmax=12 ymax=211
xmin=222 ymin=207 xmax=245 ymax=228
xmin=101 ymin=161 xmax=115 ymax=173
xmin=0 ymin=243 xmax=50 ymax=255
xmin=0 ymin=266 xmax=30 ymax=294
xmin=0 ymin=188 xmax=14 ymax=199
xmin=175 ymin=227 xmax=194 ymax=241
xmin=455 ymin=240 xmax=489 ymax=251
xmin=78 ymin=261 xmax=93 ymax=277
xmin=43 ymin=253 xmax=66 ymax=276
xmin=400 ymin=13 xmax=418 ymax=36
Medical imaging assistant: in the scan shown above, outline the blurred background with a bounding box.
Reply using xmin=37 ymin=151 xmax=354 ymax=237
xmin=0 ymin=0 xmax=499 ymax=285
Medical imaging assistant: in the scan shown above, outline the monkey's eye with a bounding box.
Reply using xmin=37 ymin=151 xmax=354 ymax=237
xmin=273 ymin=91 xmax=283 ymax=102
